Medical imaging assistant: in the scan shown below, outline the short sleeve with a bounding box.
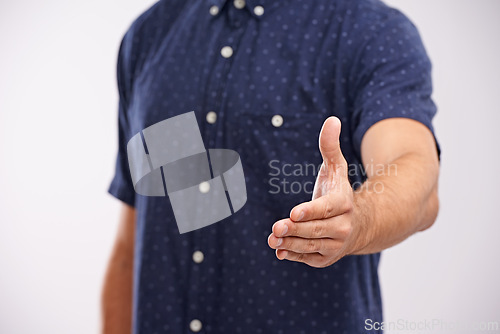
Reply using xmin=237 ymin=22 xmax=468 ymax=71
xmin=108 ymin=34 xmax=136 ymax=207
xmin=350 ymin=10 xmax=440 ymax=159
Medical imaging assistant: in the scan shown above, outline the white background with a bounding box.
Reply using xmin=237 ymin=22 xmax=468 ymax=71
xmin=0 ymin=1 xmax=498 ymax=333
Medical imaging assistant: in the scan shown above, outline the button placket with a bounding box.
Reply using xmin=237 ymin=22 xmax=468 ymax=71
xmin=190 ymin=9 xmax=249 ymax=332
xmin=203 ymin=14 xmax=247 ymax=148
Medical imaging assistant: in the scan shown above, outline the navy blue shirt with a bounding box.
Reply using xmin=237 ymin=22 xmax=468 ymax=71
xmin=108 ymin=0 xmax=438 ymax=333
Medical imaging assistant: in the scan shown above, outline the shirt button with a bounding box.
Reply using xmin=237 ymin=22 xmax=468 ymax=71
xmin=209 ymin=5 xmax=219 ymax=16
xmin=192 ymin=251 xmax=204 ymax=264
xmin=234 ymin=0 xmax=245 ymax=9
xmin=189 ymin=319 xmax=202 ymax=332
xmin=220 ymin=46 xmax=233 ymax=59
xmin=271 ymin=115 xmax=283 ymax=127
xmin=199 ymin=181 xmax=210 ymax=193
xmin=253 ymin=5 xmax=264 ymax=16
xmin=206 ymin=111 xmax=217 ymax=124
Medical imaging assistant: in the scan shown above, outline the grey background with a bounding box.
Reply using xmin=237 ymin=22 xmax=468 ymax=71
xmin=0 ymin=0 xmax=498 ymax=333
xmin=380 ymin=0 xmax=500 ymax=331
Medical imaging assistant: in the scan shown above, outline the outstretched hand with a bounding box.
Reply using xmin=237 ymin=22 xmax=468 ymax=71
xmin=268 ymin=117 xmax=368 ymax=267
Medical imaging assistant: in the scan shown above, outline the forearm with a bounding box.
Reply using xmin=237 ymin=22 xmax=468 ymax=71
xmin=352 ymin=152 xmax=439 ymax=255
xmin=268 ymin=118 xmax=440 ymax=267
xmin=101 ymin=242 xmax=134 ymax=334
xmin=101 ymin=213 xmax=135 ymax=334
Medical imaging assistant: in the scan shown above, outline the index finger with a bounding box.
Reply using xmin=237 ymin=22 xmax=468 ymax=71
xmin=272 ymin=217 xmax=342 ymax=239
xmin=290 ymin=193 xmax=349 ymax=222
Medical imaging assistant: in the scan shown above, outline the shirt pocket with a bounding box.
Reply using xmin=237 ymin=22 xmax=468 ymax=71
xmin=230 ymin=111 xmax=327 ymax=212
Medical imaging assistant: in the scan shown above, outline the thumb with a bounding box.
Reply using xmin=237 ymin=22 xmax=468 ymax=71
xmin=319 ymin=117 xmax=347 ymax=171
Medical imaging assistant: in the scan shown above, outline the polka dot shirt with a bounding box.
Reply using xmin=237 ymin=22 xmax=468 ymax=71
xmin=108 ymin=0 xmax=438 ymax=333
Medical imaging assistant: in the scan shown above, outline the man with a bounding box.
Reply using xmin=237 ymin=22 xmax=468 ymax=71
xmin=102 ymin=0 xmax=440 ymax=333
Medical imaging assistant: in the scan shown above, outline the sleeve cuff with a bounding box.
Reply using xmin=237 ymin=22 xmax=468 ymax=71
xmin=107 ymin=179 xmax=136 ymax=207
xmin=352 ymin=113 xmax=441 ymax=161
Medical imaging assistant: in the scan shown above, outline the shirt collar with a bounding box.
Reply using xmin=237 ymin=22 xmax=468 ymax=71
xmin=209 ymin=0 xmax=278 ymax=20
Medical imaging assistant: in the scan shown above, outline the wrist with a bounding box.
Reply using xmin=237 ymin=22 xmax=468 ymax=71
xmin=349 ymin=190 xmax=377 ymax=255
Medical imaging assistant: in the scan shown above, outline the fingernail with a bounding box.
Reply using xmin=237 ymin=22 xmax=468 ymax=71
xmin=280 ymin=223 xmax=288 ymax=237
xmin=279 ymin=250 xmax=288 ymax=260
xmin=276 ymin=238 xmax=283 ymax=247
xmin=296 ymin=210 xmax=305 ymax=221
